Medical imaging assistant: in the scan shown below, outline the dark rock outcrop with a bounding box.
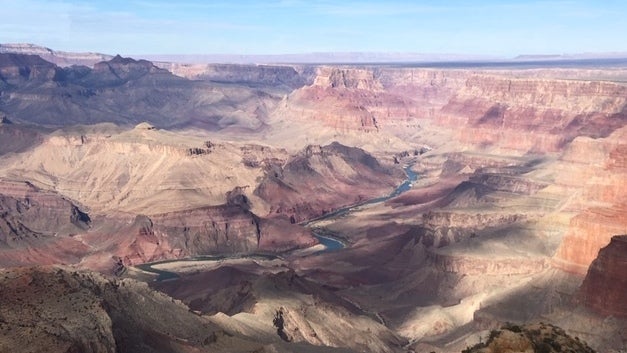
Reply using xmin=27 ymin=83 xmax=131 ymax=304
xmin=463 ymin=322 xmax=595 ymax=353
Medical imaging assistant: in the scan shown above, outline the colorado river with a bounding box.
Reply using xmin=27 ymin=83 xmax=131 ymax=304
xmin=304 ymin=164 xmax=417 ymax=226
xmin=306 ymin=164 xmax=417 ymax=251
xmin=137 ymin=164 xmax=417 ymax=280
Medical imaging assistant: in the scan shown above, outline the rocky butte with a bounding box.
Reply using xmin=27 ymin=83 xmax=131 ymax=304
xmin=0 ymin=45 xmax=625 ymax=353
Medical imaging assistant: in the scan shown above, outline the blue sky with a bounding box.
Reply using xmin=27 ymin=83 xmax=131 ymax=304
xmin=0 ymin=0 xmax=625 ymax=57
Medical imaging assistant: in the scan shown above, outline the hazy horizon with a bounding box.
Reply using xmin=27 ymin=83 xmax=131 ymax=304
xmin=1 ymin=0 xmax=626 ymax=57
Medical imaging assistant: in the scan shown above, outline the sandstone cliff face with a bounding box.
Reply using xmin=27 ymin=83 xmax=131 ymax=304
xmin=150 ymin=204 xmax=262 ymax=256
xmin=313 ymin=67 xmax=384 ymax=91
xmin=553 ymin=128 xmax=627 ymax=274
xmin=277 ymin=68 xmax=416 ymax=133
xmin=280 ymin=66 xmax=627 ymax=153
xmin=579 ymin=235 xmax=627 ymax=318
xmin=149 ymin=204 xmax=313 ymax=256
xmin=68 ymin=202 xmax=315 ymax=272
xmin=419 ymin=211 xmax=526 ymax=248
xmin=445 ymin=76 xmax=627 ymax=151
xmin=428 ymin=251 xmax=548 ymax=275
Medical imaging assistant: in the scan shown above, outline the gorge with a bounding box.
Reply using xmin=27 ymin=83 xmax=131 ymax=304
xmin=0 ymin=44 xmax=625 ymax=353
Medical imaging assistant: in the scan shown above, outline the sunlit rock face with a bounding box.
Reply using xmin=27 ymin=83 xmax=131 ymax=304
xmin=552 ymin=129 xmax=627 ymax=274
xmin=280 ymin=67 xmax=627 ymax=152
xmin=579 ymin=235 xmax=627 ymax=318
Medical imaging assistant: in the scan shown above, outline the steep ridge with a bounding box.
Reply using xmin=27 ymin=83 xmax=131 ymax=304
xmin=552 ymin=127 xmax=627 ymax=274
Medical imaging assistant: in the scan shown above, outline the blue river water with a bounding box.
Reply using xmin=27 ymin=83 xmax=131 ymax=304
xmin=138 ymin=164 xmax=418 ymax=280
xmin=306 ymin=164 xmax=418 ymax=225
xmin=308 ymin=164 xmax=418 ymax=252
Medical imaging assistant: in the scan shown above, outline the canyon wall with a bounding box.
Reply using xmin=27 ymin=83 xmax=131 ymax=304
xmin=552 ymin=128 xmax=627 ymax=274
xmin=579 ymin=235 xmax=627 ymax=318
xmin=280 ymin=66 xmax=627 ymax=152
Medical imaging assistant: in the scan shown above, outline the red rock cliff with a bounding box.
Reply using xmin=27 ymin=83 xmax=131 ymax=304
xmin=579 ymin=235 xmax=627 ymax=318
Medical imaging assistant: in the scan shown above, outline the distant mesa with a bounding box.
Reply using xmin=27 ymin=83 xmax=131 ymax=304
xmin=0 ymin=43 xmax=112 ymax=67
xmin=134 ymin=122 xmax=156 ymax=130
xmin=109 ymin=54 xmax=138 ymax=65
xmin=92 ymin=54 xmax=168 ymax=78
xmin=102 ymin=54 xmax=158 ymax=68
